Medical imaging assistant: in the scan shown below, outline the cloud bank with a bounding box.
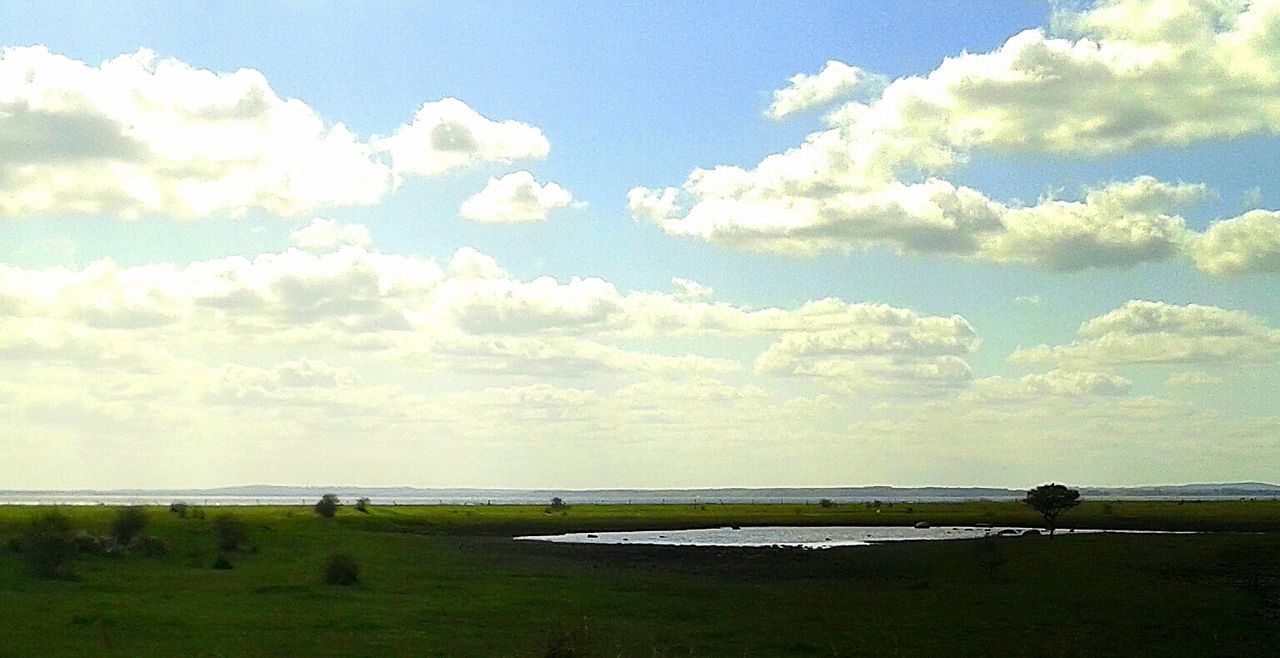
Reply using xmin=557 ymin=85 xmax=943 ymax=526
xmin=631 ymin=0 xmax=1280 ymax=275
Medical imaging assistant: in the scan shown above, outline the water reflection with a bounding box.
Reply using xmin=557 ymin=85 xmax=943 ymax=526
xmin=516 ymin=525 xmax=1189 ymax=548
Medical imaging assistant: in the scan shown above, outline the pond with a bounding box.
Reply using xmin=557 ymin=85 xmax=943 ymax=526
xmin=515 ymin=525 xmax=1191 ymax=548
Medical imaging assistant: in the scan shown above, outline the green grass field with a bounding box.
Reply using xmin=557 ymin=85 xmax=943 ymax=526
xmin=2 ymin=501 xmax=1278 ymax=656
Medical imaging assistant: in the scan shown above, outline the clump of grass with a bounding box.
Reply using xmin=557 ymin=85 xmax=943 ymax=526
xmin=134 ymin=535 xmax=171 ymax=557
xmin=543 ymin=617 xmax=607 ymax=657
xmin=213 ymin=514 xmax=248 ymax=552
xmin=110 ymin=506 xmax=148 ymax=544
xmin=20 ymin=510 xmax=76 ymax=579
xmin=323 ymin=553 xmax=359 ymax=585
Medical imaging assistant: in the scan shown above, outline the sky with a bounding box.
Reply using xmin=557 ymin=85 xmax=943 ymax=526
xmin=1 ymin=0 xmax=1278 ymax=490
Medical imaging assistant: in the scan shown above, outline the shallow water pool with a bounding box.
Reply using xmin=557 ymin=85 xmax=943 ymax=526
xmin=515 ymin=525 xmax=1190 ymax=548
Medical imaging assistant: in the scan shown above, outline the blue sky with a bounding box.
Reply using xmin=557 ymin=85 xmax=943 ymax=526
xmin=1 ymin=1 xmax=1278 ymax=489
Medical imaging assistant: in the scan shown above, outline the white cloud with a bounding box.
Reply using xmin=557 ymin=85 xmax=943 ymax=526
xmin=373 ymin=98 xmax=549 ymax=177
xmin=459 ymin=171 xmax=573 ymax=223
xmin=634 ymin=172 xmax=1203 ymax=269
xmin=0 ymin=48 xmax=557 ymax=221
xmin=767 ymin=60 xmax=878 ymax=120
xmin=671 ymin=277 xmax=713 ymax=300
xmin=0 ymin=233 xmax=986 ymax=398
xmin=979 ymin=177 xmax=1201 ymax=270
xmin=965 ymin=369 xmax=1132 ymax=402
xmin=0 ymin=46 xmax=391 ymax=219
xmin=631 ymin=1 xmax=1280 ymax=273
xmin=1192 ymin=209 xmax=1280 ymax=275
xmin=1011 ymin=300 xmax=1280 ymax=367
xmin=752 ymin=307 xmax=980 ymax=394
xmin=289 ymin=218 xmax=373 ymax=252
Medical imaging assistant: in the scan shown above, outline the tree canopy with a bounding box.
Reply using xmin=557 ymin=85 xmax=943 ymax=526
xmin=1023 ymin=483 xmax=1081 ymax=535
xmin=314 ymin=494 xmax=340 ymax=518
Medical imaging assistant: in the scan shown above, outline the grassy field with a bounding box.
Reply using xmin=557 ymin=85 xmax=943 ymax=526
xmin=2 ymin=501 xmax=1277 ymax=656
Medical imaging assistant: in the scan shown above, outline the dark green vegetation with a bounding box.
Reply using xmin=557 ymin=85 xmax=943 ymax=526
xmin=2 ymin=501 xmax=1278 ymax=656
xmin=1023 ymin=483 xmax=1082 ymax=535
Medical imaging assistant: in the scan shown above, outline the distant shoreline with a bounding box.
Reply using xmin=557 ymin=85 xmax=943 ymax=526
xmin=2 ymin=482 xmax=1277 ymax=506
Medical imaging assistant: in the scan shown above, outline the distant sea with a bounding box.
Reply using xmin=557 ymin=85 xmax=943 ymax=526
xmin=1 ymin=483 xmax=1277 ymax=506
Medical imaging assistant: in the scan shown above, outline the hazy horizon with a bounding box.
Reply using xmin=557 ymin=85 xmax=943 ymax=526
xmin=2 ymin=1 xmax=1279 ymax=489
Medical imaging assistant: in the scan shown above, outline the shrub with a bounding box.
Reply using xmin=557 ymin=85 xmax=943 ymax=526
xmin=314 ymin=494 xmax=340 ymax=518
xmin=133 ymin=535 xmax=171 ymax=557
xmin=21 ymin=511 xmax=76 ymax=579
xmin=110 ymin=506 xmax=148 ymax=544
xmin=73 ymin=532 xmax=121 ymax=556
xmin=819 ymin=498 xmax=837 ymax=508
xmin=323 ymin=553 xmax=359 ymax=585
xmin=168 ymin=502 xmax=189 ymax=518
xmin=213 ymin=514 xmax=248 ymax=552
xmin=354 ymin=497 xmax=371 ymax=513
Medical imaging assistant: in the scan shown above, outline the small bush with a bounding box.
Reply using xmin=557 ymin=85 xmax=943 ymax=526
xmin=819 ymin=498 xmax=837 ymax=508
xmin=213 ymin=514 xmax=247 ymax=552
xmin=111 ymin=507 xmax=148 ymax=544
xmin=73 ymin=532 xmax=121 ymax=557
xmin=133 ymin=535 xmax=171 ymax=557
xmin=169 ymin=502 xmax=189 ymax=518
xmin=314 ymin=494 xmax=340 ymax=518
xmin=354 ymin=497 xmax=371 ymax=514
xmin=21 ymin=511 xmax=76 ymax=579
xmin=323 ymin=553 xmax=359 ymax=585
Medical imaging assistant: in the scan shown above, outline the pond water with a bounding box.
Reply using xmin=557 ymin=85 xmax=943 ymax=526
xmin=515 ymin=525 xmax=1191 ymax=548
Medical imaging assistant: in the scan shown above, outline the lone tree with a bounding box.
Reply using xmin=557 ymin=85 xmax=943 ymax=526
xmin=1023 ymin=483 xmax=1081 ymax=535
xmin=314 ymin=494 xmax=340 ymax=518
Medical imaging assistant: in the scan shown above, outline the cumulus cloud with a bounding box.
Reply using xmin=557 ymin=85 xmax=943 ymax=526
xmin=1192 ymin=209 xmax=1280 ymax=275
xmin=0 ymin=48 xmax=556 ymax=221
xmin=289 ymin=218 xmax=373 ymax=252
xmin=671 ymin=277 xmax=713 ymax=300
xmin=965 ymin=369 xmax=1132 ymax=402
xmin=767 ymin=60 xmax=879 ymax=119
xmin=634 ymin=172 xmax=1203 ymax=269
xmin=979 ymin=177 xmax=1202 ymax=270
xmin=0 ymin=46 xmax=391 ymax=219
xmin=752 ymin=307 xmax=980 ymax=394
xmin=373 ymin=98 xmax=549 ymax=177
xmin=458 ymin=171 xmax=573 ymax=223
xmin=0 ymin=237 xmax=983 ymax=393
xmin=631 ymin=0 xmax=1280 ymax=273
xmin=1010 ymin=300 xmax=1280 ymax=367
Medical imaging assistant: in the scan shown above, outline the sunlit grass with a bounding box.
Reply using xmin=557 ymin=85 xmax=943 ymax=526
xmin=1 ymin=501 xmax=1276 ymax=655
